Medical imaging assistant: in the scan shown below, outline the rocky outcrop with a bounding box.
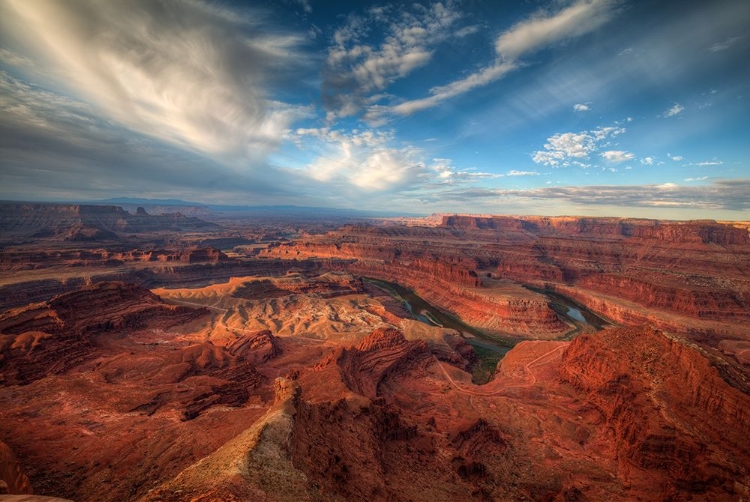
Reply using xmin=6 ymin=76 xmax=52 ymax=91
xmin=227 ymin=329 xmax=282 ymax=365
xmin=291 ymin=395 xmax=420 ymax=501
xmin=441 ymin=215 xmax=750 ymax=245
xmin=262 ymin=215 xmax=749 ymax=341
xmin=0 ymin=202 xmax=218 ymax=241
xmin=559 ymin=327 xmax=750 ymax=499
xmin=233 ymin=271 xmax=364 ymax=300
xmin=0 ymin=282 xmax=207 ymax=384
xmin=336 ymin=328 xmax=432 ymax=398
xmin=0 ymin=440 xmax=32 ymax=495
xmin=0 ymin=259 xmax=333 ymax=310
xmin=139 ymin=377 xmax=312 ymax=502
xmin=179 ymin=246 xmax=228 ymax=263
xmin=263 ymin=242 xmax=571 ymax=338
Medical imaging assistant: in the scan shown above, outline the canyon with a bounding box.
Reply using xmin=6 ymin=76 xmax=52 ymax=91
xmin=1 ymin=204 xmax=749 ymax=501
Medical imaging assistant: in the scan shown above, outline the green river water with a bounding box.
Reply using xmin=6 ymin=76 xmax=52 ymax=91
xmin=365 ymin=278 xmax=606 ymax=384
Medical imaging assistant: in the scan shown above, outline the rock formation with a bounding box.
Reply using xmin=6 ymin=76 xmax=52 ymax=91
xmin=0 ymin=202 xmax=218 ymax=241
xmin=261 ymin=215 xmax=750 ymax=343
xmin=0 ymin=440 xmax=33 ymax=495
xmin=1 ymin=214 xmax=749 ymax=501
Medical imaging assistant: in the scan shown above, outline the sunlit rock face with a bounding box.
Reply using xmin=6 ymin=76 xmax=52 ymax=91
xmin=263 ymin=215 xmax=750 ymax=340
xmin=1 ymin=213 xmax=748 ymax=500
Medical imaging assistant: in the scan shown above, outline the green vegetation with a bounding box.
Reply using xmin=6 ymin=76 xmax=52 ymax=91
xmin=470 ymin=345 xmax=503 ymax=385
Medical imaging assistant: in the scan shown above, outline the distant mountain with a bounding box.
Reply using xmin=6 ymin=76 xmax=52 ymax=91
xmin=95 ymin=198 xmax=422 ymax=218
xmin=0 ymin=201 xmax=218 ymax=241
xmin=206 ymin=204 xmax=421 ymax=218
xmin=12 ymin=197 xmax=422 ymax=219
xmin=97 ymin=197 xmax=209 ymax=207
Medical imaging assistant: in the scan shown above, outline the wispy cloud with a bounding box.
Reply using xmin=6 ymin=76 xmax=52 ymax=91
xmin=381 ymin=0 xmax=619 ymax=117
xmin=494 ymin=0 xmax=617 ymax=61
xmin=709 ymin=36 xmax=741 ymax=52
xmin=641 ymin=156 xmax=654 ymax=165
xmin=1 ymin=0 xmax=308 ymax=161
xmin=294 ymin=128 xmax=418 ymax=190
xmin=432 ymin=179 xmax=750 ymax=211
xmin=601 ymin=150 xmax=634 ymax=163
xmin=0 ymin=71 xmax=306 ymax=203
xmin=573 ymin=103 xmax=590 ymax=112
xmin=684 ymin=176 xmax=708 ymax=182
xmin=294 ymin=127 xmax=471 ymax=191
xmin=662 ymin=103 xmax=684 ymax=117
xmin=506 ymin=170 xmax=540 ymax=176
xmin=294 ymin=0 xmax=312 ymax=14
xmin=532 ymin=125 xmax=625 ymax=167
xmin=323 ymin=2 xmax=461 ymax=119
xmin=668 ymin=154 xmax=684 ymax=161
xmin=691 ymin=158 xmax=724 ymax=167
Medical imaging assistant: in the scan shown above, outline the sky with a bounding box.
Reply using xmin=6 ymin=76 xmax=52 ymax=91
xmin=0 ymin=0 xmax=749 ymax=219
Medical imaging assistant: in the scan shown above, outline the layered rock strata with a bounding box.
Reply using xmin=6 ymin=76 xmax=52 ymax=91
xmin=262 ymin=215 xmax=750 ymax=342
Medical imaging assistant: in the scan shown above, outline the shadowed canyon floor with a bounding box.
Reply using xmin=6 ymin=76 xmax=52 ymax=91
xmin=1 ymin=206 xmax=749 ymax=501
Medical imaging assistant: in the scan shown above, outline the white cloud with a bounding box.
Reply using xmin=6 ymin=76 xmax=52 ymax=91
xmin=494 ymin=0 xmax=616 ymax=61
xmin=685 ymin=176 xmax=708 ymax=182
xmin=432 ymin=158 xmax=500 ymax=184
xmin=694 ymin=159 xmax=724 ymax=167
xmin=454 ymin=25 xmax=481 ymax=38
xmin=601 ymin=150 xmax=634 ymax=163
xmin=668 ymin=154 xmax=683 ymax=161
xmin=300 ymin=129 xmax=426 ymax=190
xmin=641 ymin=156 xmax=654 ymax=165
xmin=389 ymin=63 xmax=515 ymax=116
xmin=296 ymin=128 xmax=454 ymax=192
xmin=295 ymin=0 xmax=312 ymax=14
xmin=506 ymin=170 xmax=540 ymax=176
xmin=662 ymin=103 xmax=684 ymax=117
xmin=1 ymin=0 xmax=308 ymax=161
xmin=709 ymin=36 xmax=741 ymax=52
xmin=573 ymin=103 xmax=590 ymax=112
xmin=323 ymin=2 xmax=462 ymax=118
xmin=423 ymin=180 xmax=750 ymax=211
xmin=532 ymin=125 xmax=625 ymax=166
xmin=383 ymin=0 xmax=618 ymax=117
xmin=294 ymin=128 xmax=503 ymax=192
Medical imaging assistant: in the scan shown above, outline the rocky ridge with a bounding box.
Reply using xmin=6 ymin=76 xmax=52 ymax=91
xmin=262 ymin=215 xmax=750 ymax=343
xmin=0 ymin=202 xmax=218 ymax=241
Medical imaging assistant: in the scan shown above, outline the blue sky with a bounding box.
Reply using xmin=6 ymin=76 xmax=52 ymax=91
xmin=0 ymin=0 xmax=748 ymax=218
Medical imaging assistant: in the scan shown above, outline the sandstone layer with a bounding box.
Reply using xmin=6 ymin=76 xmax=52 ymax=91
xmin=261 ymin=215 xmax=750 ymax=345
xmin=0 ymin=202 xmax=218 ymax=242
xmin=140 ymin=326 xmax=750 ymax=501
xmin=1 ymin=214 xmax=749 ymax=501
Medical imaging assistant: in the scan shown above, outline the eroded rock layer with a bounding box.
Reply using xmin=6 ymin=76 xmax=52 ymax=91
xmin=0 ymin=202 xmax=217 ymax=241
xmin=261 ymin=215 xmax=750 ymax=343
xmin=140 ymin=326 xmax=750 ymax=501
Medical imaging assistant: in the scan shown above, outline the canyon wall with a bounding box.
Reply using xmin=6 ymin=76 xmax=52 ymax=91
xmin=559 ymin=327 xmax=750 ymax=497
xmin=262 ymin=215 xmax=750 ymax=342
xmin=0 ymin=202 xmax=218 ymax=241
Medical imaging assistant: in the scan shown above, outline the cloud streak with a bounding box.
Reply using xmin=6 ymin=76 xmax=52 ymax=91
xmin=386 ymin=0 xmax=618 ymax=117
xmin=294 ymin=127 xmax=429 ymax=191
xmin=532 ymin=125 xmax=625 ymax=167
xmin=323 ymin=2 xmax=461 ymax=119
xmin=601 ymin=150 xmax=634 ymax=163
xmin=662 ymin=103 xmax=684 ymax=117
xmin=1 ymin=0 xmax=308 ymax=161
xmin=431 ymin=180 xmax=750 ymax=211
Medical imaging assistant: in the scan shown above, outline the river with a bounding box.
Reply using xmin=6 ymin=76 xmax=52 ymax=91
xmin=364 ymin=278 xmax=607 ymax=384
xmin=364 ymin=278 xmax=513 ymax=357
